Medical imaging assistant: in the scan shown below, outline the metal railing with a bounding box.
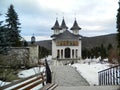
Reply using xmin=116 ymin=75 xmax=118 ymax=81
xmin=98 ymin=65 xmax=120 ymax=85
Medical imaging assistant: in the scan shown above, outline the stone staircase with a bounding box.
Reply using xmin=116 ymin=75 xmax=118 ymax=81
xmin=51 ymin=65 xmax=120 ymax=90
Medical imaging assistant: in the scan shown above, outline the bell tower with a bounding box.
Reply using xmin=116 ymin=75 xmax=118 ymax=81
xmin=60 ymin=18 xmax=68 ymax=32
xmin=70 ymin=18 xmax=81 ymax=35
xmin=31 ymin=34 xmax=35 ymax=44
xmin=51 ymin=18 xmax=61 ymax=35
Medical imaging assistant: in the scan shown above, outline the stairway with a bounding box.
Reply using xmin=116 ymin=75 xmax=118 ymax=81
xmin=55 ymin=86 xmax=120 ymax=90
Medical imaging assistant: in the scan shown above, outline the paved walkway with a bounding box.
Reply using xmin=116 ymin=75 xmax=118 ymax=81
xmin=55 ymin=86 xmax=120 ymax=90
xmin=51 ymin=66 xmax=89 ymax=86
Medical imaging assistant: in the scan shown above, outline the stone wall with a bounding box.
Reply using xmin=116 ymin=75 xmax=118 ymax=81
xmin=0 ymin=45 xmax=40 ymax=68
xmin=28 ymin=45 xmax=39 ymax=66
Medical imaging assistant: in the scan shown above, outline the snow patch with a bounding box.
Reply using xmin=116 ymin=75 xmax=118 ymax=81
xmin=18 ymin=66 xmax=45 ymax=78
xmin=72 ymin=58 xmax=111 ymax=85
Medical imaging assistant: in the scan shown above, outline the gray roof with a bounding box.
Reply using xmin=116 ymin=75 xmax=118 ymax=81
xmin=60 ymin=18 xmax=68 ymax=29
xmin=51 ymin=19 xmax=61 ymax=30
xmin=51 ymin=30 xmax=80 ymax=40
xmin=70 ymin=19 xmax=81 ymax=30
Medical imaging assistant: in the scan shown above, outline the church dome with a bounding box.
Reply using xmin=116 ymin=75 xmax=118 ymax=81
xmin=60 ymin=18 xmax=68 ymax=29
xmin=70 ymin=19 xmax=81 ymax=30
xmin=51 ymin=19 xmax=61 ymax=30
xmin=31 ymin=35 xmax=35 ymax=44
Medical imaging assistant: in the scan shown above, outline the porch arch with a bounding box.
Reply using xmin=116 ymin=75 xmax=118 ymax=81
xmin=65 ymin=47 xmax=71 ymax=58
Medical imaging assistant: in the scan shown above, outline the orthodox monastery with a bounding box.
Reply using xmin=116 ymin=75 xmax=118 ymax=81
xmin=51 ymin=18 xmax=82 ymax=64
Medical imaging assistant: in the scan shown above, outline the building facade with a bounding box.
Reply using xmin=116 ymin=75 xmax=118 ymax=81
xmin=51 ymin=18 xmax=82 ymax=62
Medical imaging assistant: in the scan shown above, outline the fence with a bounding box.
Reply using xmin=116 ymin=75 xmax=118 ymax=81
xmin=98 ymin=65 xmax=120 ymax=85
xmin=0 ymin=72 xmax=46 ymax=90
xmin=0 ymin=60 xmax=57 ymax=90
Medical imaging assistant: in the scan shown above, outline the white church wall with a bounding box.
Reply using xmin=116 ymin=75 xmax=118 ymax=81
xmin=52 ymin=40 xmax=57 ymax=59
xmin=78 ymin=40 xmax=82 ymax=59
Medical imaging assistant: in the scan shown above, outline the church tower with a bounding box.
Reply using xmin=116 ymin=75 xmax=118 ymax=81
xmin=31 ymin=34 xmax=35 ymax=44
xmin=70 ymin=19 xmax=81 ymax=35
xmin=51 ymin=18 xmax=61 ymax=35
xmin=60 ymin=18 xmax=68 ymax=32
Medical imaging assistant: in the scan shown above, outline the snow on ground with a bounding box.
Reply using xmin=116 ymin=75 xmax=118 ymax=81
xmin=0 ymin=66 xmax=45 ymax=87
xmin=41 ymin=55 xmax=52 ymax=61
xmin=18 ymin=55 xmax=52 ymax=79
xmin=72 ymin=58 xmax=114 ymax=86
xmin=0 ymin=55 xmax=51 ymax=87
xmin=18 ymin=66 xmax=45 ymax=78
xmin=0 ymin=81 xmax=10 ymax=87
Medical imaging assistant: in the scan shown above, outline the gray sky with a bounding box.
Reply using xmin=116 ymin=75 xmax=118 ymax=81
xmin=0 ymin=0 xmax=119 ymax=41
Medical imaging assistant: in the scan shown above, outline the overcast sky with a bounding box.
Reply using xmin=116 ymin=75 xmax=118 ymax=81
xmin=0 ymin=0 xmax=119 ymax=41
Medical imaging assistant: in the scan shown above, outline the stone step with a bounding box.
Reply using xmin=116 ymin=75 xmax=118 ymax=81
xmin=55 ymin=86 xmax=120 ymax=90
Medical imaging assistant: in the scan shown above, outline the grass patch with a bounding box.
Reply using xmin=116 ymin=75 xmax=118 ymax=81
xmin=0 ymin=69 xmax=20 ymax=82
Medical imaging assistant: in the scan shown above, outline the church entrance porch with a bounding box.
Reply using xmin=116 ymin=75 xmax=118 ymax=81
xmin=56 ymin=48 xmax=80 ymax=60
xmin=65 ymin=48 xmax=70 ymax=58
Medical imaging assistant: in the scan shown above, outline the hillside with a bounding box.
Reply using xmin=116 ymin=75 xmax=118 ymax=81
xmin=82 ymin=33 xmax=117 ymax=49
xmin=36 ymin=33 xmax=117 ymax=50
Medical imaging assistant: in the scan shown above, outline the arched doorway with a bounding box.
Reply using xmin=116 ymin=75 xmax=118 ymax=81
xmin=65 ymin=48 xmax=70 ymax=58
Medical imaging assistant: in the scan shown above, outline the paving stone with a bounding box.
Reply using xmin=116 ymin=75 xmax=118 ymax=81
xmin=51 ymin=66 xmax=89 ymax=86
xmin=55 ymin=86 xmax=120 ymax=90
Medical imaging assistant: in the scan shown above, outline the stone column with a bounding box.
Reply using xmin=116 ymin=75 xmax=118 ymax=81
xmin=63 ymin=49 xmax=65 ymax=59
xmin=71 ymin=49 xmax=72 ymax=59
xmin=59 ymin=49 xmax=61 ymax=59
xmin=74 ymin=49 xmax=76 ymax=59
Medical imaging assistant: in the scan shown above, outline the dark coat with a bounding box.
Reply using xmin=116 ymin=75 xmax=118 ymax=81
xmin=45 ymin=59 xmax=52 ymax=83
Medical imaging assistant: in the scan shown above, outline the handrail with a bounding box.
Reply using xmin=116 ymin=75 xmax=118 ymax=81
xmin=98 ymin=65 xmax=120 ymax=73
xmin=98 ymin=65 xmax=120 ymax=85
xmin=0 ymin=72 xmax=46 ymax=90
xmin=0 ymin=59 xmax=54 ymax=89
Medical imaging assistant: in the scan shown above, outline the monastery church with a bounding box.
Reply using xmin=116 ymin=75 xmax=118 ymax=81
xmin=51 ymin=18 xmax=82 ymax=64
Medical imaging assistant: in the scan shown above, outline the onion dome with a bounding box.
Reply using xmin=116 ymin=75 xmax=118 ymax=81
xmin=70 ymin=19 xmax=81 ymax=30
xmin=31 ymin=35 xmax=35 ymax=44
xmin=51 ymin=19 xmax=61 ymax=30
xmin=60 ymin=18 xmax=68 ymax=29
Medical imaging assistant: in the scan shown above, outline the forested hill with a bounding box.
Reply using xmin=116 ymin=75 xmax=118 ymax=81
xmin=82 ymin=33 xmax=117 ymax=49
xmin=36 ymin=33 xmax=117 ymax=50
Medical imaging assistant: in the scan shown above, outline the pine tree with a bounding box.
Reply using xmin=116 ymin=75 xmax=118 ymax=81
xmin=100 ymin=44 xmax=107 ymax=60
xmin=82 ymin=48 xmax=88 ymax=59
xmin=107 ymin=43 xmax=113 ymax=51
xmin=0 ymin=14 xmax=8 ymax=54
xmin=117 ymin=1 xmax=120 ymax=55
xmin=116 ymin=1 xmax=120 ymax=63
xmin=5 ymin=4 xmax=21 ymax=47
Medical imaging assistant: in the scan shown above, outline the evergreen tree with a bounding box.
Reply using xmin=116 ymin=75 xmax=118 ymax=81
xmin=5 ymin=4 xmax=21 ymax=47
xmin=100 ymin=44 xmax=107 ymax=60
xmin=23 ymin=40 xmax=28 ymax=47
xmin=90 ymin=48 xmax=94 ymax=59
xmin=117 ymin=1 xmax=120 ymax=55
xmin=107 ymin=43 xmax=113 ymax=51
xmin=0 ymin=14 xmax=9 ymax=54
xmin=39 ymin=46 xmax=50 ymax=59
xmin=82 ymin=48 xmax=88 ymax=59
